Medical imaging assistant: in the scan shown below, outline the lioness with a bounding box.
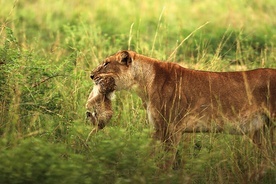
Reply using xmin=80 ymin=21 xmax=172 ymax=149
xmin=86 ymin=74 xmax=115 ymax=130
xmin=89 ymin=50 xmax=276 ymax=168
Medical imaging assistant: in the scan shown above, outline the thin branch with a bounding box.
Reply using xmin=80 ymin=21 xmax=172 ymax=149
xmin=32 ymin=74 xmax=63 ymax=88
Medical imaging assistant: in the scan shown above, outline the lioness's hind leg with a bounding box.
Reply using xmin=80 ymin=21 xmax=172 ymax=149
xmin=153 ymin=127 xmax=183 ymax=170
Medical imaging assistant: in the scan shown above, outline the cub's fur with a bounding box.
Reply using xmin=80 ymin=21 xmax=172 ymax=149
xmin=90 ymin=50 xmax=276 ymax=168
xmin=86 ymin=75 xmax=115 ymax=129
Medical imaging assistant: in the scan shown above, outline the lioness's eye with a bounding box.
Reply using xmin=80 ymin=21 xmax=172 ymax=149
xmin=103 ymin=61 xmax=109 ymax=67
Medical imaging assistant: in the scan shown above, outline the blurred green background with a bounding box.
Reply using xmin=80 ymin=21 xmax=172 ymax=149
xmin=0 ymin=0 xmax=275 ymax=183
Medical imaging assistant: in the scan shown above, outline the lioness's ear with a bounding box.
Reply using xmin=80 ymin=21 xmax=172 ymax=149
xmin=119 ymin=51 xmax=132 ymax=66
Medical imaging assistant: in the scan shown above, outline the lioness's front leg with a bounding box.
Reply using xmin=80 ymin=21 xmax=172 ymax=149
xmin=152 ymin=125 xmax=183 ymax=170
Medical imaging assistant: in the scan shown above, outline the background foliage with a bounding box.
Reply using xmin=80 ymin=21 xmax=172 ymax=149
xmin=0 ymin=0 xmax=275 ymax=183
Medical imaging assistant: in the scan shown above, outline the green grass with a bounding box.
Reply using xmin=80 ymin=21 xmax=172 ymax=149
xmin=0 ymin=0 xmax=275 ymax=183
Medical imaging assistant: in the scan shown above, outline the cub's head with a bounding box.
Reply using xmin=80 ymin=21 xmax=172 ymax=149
xmin=91 ymin=50 xmax=137 ymax=90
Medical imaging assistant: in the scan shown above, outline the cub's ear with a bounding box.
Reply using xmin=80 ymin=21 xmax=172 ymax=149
xmin=119 ymin=51 xmax=132 ymax=66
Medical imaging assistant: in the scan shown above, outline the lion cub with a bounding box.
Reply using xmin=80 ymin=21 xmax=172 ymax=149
xmin=86 ymin=75 xmax=115 ymax=129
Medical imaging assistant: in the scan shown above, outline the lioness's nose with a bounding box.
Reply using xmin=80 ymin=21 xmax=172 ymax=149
xmin=90 ymin=74 xmax=94 ymax=80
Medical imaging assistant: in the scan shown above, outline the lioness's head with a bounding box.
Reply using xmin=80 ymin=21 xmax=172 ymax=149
xmin=91 ymin=50 xmax=137 ymax=90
